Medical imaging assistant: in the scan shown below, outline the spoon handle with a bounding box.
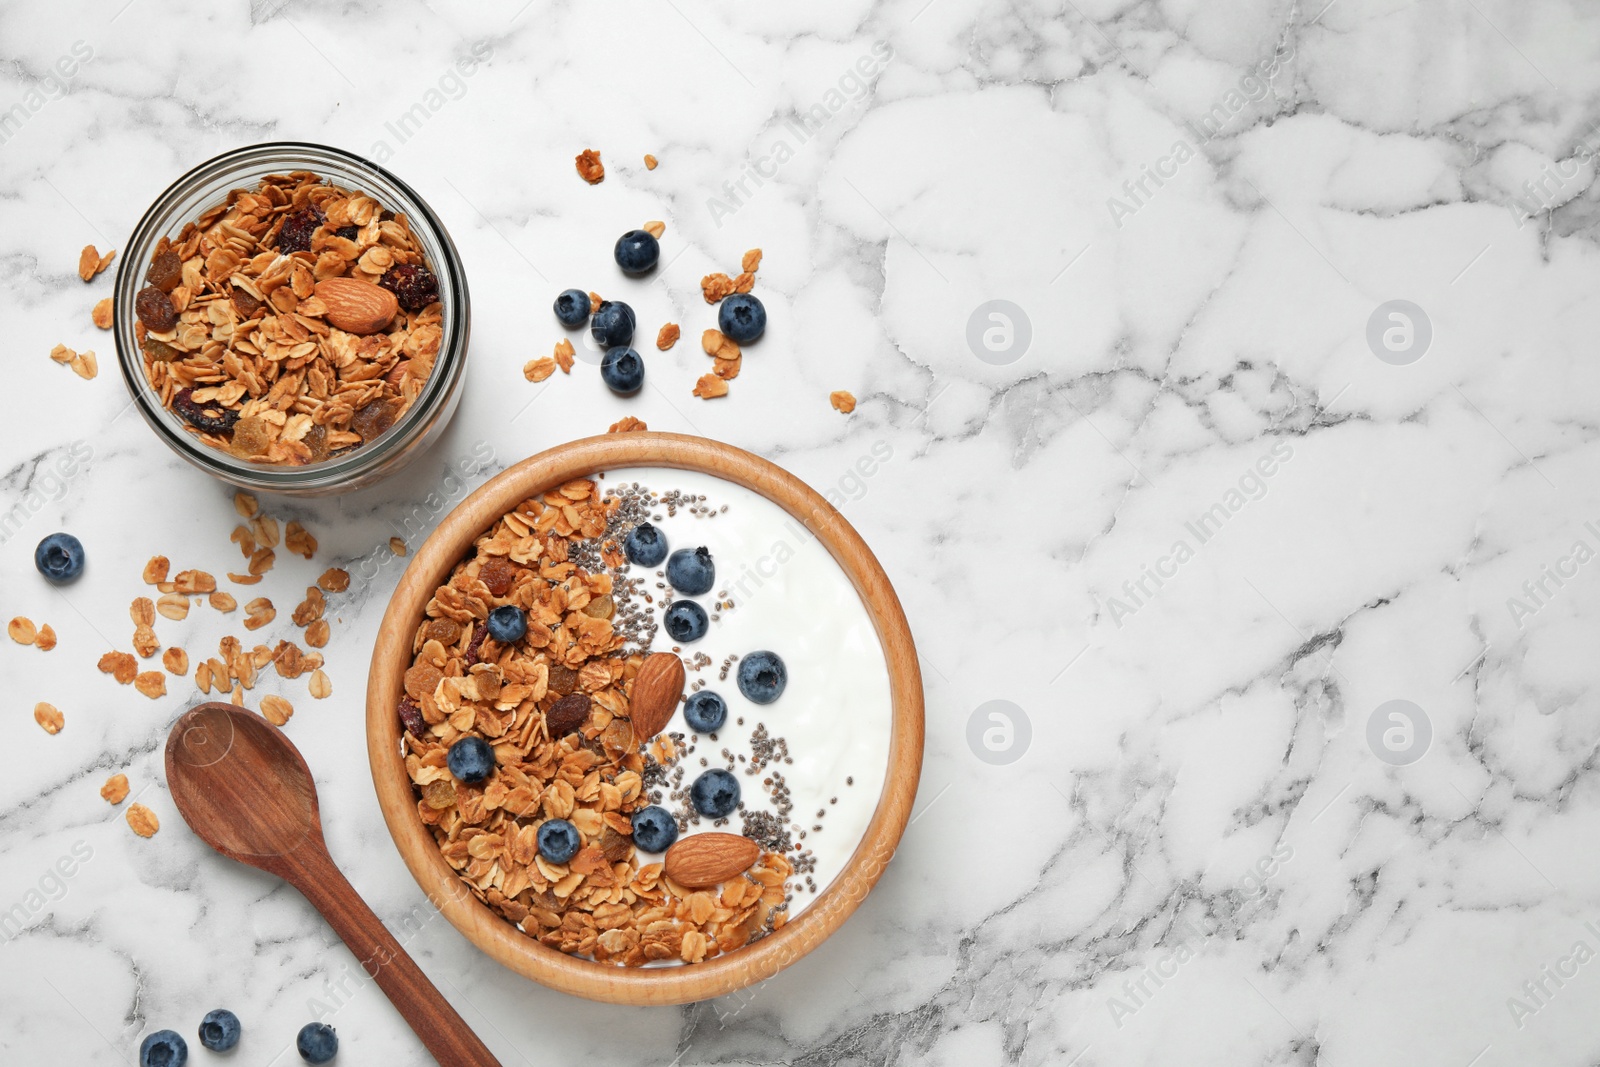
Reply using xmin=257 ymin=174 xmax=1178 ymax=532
xmin=288 ymin=847 xmax=503 ymax=1067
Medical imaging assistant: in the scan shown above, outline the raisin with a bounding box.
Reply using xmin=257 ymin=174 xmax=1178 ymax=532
xmin=335 ymin=225 xmax=359 ymax=241
xmin=404 ymin=663 xmax=443 ymax=701
xmin=546 ymin=693 xmax=591 ymax=738
xmin=583 ymin=594 xmax=614 ymax=620
xmin=423 ymin=779 xmax=456 ymax=810
xmin=145 ymin=249 xmax=183 ymax=292
xmin=303 ymin=423 xmax=329 ymax=461
xmin=463 ymin=622 xmax=489 ymax=666
xmin=397 ymin=697 xmax=427 ymax=740
xmin=143 ymin=338 xmax=181 ymax=363
xmin=277 ymin=207 xmax=324 ymax=254
xmin=423 ymin=618 xmax=462 ymax=645
xmin=475 ymin=671 xmax=502 ymax=701
xmin=548 ymin=663 xmax=579 ymax=695
xmin=379 ymin=263 xmax=440 ymax=312
xmin=350 ymin=399 xmax=397 ymax=443
xmin=230 ymin=285 xmax=263 ymax=318
xmin=134 ymin=286 xmax=177 ymax=332
xmin=479 ymin=558 xmax=516 ymax=596
xmin=231 ymin=415 xmax=272 ymax=456
xmin=171 ymin=387 xmax=239 ymax=434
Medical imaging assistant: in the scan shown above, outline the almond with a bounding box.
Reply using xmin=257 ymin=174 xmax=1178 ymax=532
xmin=312 ymin=277 xmax=397 ymax=335
xmin=629 ymin=652 xmax=685 ymax=741
xmin=664 ymin=833 xmax=761 ymax=888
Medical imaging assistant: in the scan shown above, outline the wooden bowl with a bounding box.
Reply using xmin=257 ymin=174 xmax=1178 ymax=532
xmin=365 ymin=432 xmax=924 ymax=1004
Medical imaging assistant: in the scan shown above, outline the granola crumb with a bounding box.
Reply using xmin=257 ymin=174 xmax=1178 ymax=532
xmin=693 ymin=374 xmax=730 ymax=399
xmin=49 ymin=343 xmax=75 ymax=365
xmin=656 ymin=323 xmax=680 ymax=351
xmin=701 ymin=273 xmax=735 ymax=304
xmin=92 ymin=297 xmax=113 ymax=329
xmin=135 ymin=671 xmax=167 ymax=699
xmin=261 ymin=694 xmax=294 ymax=726
xmin=742 ymin=249 xmax=762 ymax=273
xmin=589 ymin=291 xmax=603 ymax=313
xmin=309 ymin=668 xmax=332 ymax=699
xmin=126 ymin=803 xmax=159 ymax=838
xmin=79 ymin=244 xmax=114 ymax=281
xmin=318 ymin=568 xmax=351 ymax=592
xmin=143 ymin=556 xmax=170 ymax=584
xmin=830 ymin=390 xmax=857 ymax=414
xmin=34 ymin=624 xmax=57 ymax=652
xmin=554 ymin=338 xmax=575 ymax=374
xmin=576 ymin=148 xmax=605 ymax=184
xmin=8 ymin=617 xmax=37 ymax=645
xmin=609 ymin=417 xmax=648 ymax=433
xmin=34 ymin=702 xmax=63 ymax=734
xmin=390 ymin=537 xmax=408 ymax=557
xmin=644 ymin=154 xmax=658 ymax=170
xmin=101 ymin=774 xmax=129 ymax=805
xmin=643 ymin=220 xmax=666 ymax=239
xmin=163 ymin=647 xmax=189 ymax=675
xmin=524 ymin=357 xmax=557 ymax=383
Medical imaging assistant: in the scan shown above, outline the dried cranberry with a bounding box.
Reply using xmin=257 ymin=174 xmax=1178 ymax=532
xmin=134 ymin=286 xmax=177 ymax=332
xmin=171 ymin=387 xmax=239 ymax=434
xmin=335 ymin=225 xmax=359 ymax=241
xmin=463 ymin=622 xmax=489 ymax=667
xmin=145 ymin=249 xmax=183 ymax=292
xmin=379 ymin=263 xmax=440 ymax=312
xmin=397 ymin=697 xmax=427 ymax=740
xmin=277 ymin=207 xmax=324 ymax=254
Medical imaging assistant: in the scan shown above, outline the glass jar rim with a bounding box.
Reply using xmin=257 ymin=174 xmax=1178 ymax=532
xmin=112 ymin=141 xmax=470 ymax=492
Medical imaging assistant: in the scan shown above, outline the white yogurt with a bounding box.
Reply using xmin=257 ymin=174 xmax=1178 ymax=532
xmin=601 ymin=467 xmax=892 ymax=920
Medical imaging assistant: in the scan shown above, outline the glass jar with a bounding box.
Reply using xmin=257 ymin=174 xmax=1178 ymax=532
xmin=112 ymin=142 xmax=470 ymax=495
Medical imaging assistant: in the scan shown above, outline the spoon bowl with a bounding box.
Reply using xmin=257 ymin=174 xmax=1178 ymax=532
xmin=164 ymin=703 xmax=501 ymax=1067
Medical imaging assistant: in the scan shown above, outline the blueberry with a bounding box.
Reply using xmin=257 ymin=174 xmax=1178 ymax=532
xmin=140 ymin=1030 xmax=188 ymax=1067
xmin=630 ymin=805 xmax=679 ymax=852
xmin=718 ymin=293 xmax=766 ymax=343
xmin=614 ymin=229 xmax=660 ymax=274
xmin=623 ymin=522 xmax=668 ymax=567
xmin=198 ymin=1009 xmax=241 ymax=1052
xmin=538 ymin=818 xmax=581 ymax=863
xmin=554 ymin=288 xmax=591 ymax=327
xmin=486 ymin=604 xmax=526 ymax=644
xmin=590 ymin=300 xmax=635 ymax=347
xmin=296 ymin=1022 xmax=337 ymax=1064
xmin=34 ymin=532 xmax=84 ymax=584
xmin=600 ymin=347 xmax=644 ymax=396
xmin=665 ymin=546 xmax=715 ymax=595
xmin=447 ymin=736 xmax=495 ymax=784
xmin=663 ymin=600 xmax=708 ymax=643
xmin=690 ymin=768 xmax=741 ymax=818
xmin=737 ymin=650 xmax=787 ymax=704
xmin=683 ymin=691 xmax=727 ymax=733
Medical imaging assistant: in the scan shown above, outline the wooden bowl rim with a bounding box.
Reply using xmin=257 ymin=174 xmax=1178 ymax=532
xmin=365 ymin=432 xmax=924 ymax=1005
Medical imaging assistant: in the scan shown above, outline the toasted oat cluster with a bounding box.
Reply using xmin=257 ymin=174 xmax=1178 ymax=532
xmin=134 ymin=171 xmax=443 ymax=465
xmin=402 ymin=477 xmax=792 ymax=966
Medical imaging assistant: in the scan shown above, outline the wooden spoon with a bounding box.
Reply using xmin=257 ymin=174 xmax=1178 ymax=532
xmin=165 ymin=702 xmax=502 ymax=1067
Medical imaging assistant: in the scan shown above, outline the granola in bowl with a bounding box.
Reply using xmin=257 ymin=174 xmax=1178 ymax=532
xmin=398 ymin=465 xmax=893 ymax=968
xmin=132 ymin=170 xmax=443 ymax=466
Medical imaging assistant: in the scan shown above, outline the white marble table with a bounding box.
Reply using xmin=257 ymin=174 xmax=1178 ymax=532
xmin=4 ymin=0 xmax=1600 ymax=1063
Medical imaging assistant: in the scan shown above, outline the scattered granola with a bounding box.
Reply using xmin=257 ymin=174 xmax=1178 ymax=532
xmin=135 ymin=171 xmax=445 ymax=466
xmin=99 ymin=650 xmax=138 ymax=684
xmin=318 ymin=568 xmax=350 ymax=592
xmin=8 ymin=617 xmax=37 ymax=644
xmin=576 ymin=149 xmax=604 ymax=184
xmin=243 ymin=597 xmax=276 ymax=631
xmin=144 ymin=556 xmax=171 ymax=584
xmin=524 ymin=357 xmax=556 ymax=383
xmin=643 ymin=154 xmax=658 ymax=170
xmin=656 ymin=323 xmax=679 ymax=351
xmin=701 ymin=273 xmax=735 ymax=304
xmin=390 ymin=537 xmax=408 ymax=556
xmin=163 ymin=647 xmax=189 ymax=675
xmin=34 ymin=702 xmax=63 ymax=734
xmin=93 ymin=297 xmax=114 ymax=329
xmin=135 ymin=671 xmax=167 ymax=699
xmin=210 ymin=591 xmax=237 ymax=612
xmin=609 ymin=417 xmax=648 ymax=434
xmin=101 ymin=774 xmax=130 ymax=805
xmin=71 ymin=350 xmax=98 ymax=379
xmin=126 ymin=803 xmax=160 ymax=838
xmin=79 ymin=244 xmax=114 ymax=281
xmin=554 ymin=338 xmax=575 ymax=374
xmin=830 ymin=390 xmax=857 ymax=414
xmin=742 ymin=249 xmax=762 ymax=273
xmin=260 ymin=694 xmax=294 ymax=726
xmin=692 ymin=374 xmax=729 ymax=400
xmin=643 ymin=220 xmax=666 ymax=239
xmin=309 ymin=669 xmax=332 ymax=699
xmin=35 ymin=625 xmax=57 ymax=652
